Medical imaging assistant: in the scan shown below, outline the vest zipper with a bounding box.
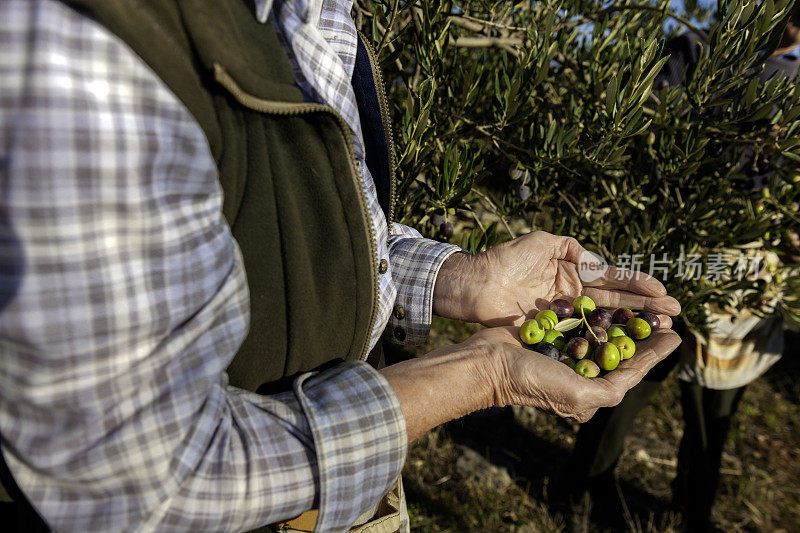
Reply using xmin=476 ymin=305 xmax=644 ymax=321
xmin=357 ymin=31 xmax=397 ymax=245
xmin=213 ymin=64 xmax=378 ymax=361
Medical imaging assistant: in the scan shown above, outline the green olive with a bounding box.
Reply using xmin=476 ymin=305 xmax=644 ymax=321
xmin=625 ymin=317 xmax=652 ymax=340
xmin=574 ymin=358 xmax=600 ymax=378
xmin=519 ymin=319 xmax=546 ymax=345
xmin=542 ymin=329 xmax=566 ymax=350
xmin=572 ymin=296 xmax=596 ymax=314
xmin=606 ymin=325 xmax=627 ymax=339
xmin=609 ymin=335 xmax=636 ymax=360
xmin=535 ymin=310 xmax=559 ymax=330
xmin=594 ymin=343 xmax=621 ymax=371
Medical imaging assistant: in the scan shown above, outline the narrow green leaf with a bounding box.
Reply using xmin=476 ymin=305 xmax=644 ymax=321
xmin=554 ymin=318 xmax=582 ymax=332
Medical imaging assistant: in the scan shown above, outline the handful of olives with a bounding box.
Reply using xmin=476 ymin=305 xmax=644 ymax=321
xmin=518 ymin=297 xmax=661 ymax=377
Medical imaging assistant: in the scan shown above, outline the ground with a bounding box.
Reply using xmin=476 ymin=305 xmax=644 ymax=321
xmin=399 ymin=318 xmax=800 ymax=532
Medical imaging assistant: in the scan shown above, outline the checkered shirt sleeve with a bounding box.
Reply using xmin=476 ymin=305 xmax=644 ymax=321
xmin=0 ymin=2 xmax=406 ymax=531
xmin=386 ymin=224 xmax=465 ymax=345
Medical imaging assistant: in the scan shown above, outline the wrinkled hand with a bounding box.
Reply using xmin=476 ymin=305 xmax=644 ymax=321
xmin=435 ymin=230 xmax=681 ymax=327
xmin=470 ymin=326 xmax=682 ymax=422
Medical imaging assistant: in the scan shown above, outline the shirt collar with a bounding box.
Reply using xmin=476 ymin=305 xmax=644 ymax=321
xmin=254 ymin=0 xmax=273 ymax=23
xmin=255 ymin=0 xmax=315 ymax=23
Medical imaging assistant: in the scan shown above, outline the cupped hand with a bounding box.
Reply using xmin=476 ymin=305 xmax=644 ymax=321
xmin=469 ymin=325 xmax=682 ymax=422
xmin=434 ymin=230 xmax=681 ymax=328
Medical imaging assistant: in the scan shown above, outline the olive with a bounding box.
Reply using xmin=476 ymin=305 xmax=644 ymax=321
xmin=549 ymin=299 xmax=574 ymax=319
xmin=565 ymin=337 xmax=591 ymax=359
xmin=606 ymin=325 xmax=627 ymax=339
xmin=509 ymin=166 xmax=530 ymax=181
xmin=533 ymin=342 xmax=561 ymax=360
xmin=535 ymin=310 xmax=559 ymax=330
xmin=518 ymin=185 xmax=531 ymax=201
xmin=574 ymin=359 xmax=600 ymax=378
xmin=519 ymin=319 xmax=546 ymax=345
xmin=594 ymin=343 xmax=621 ymax=372
xmin=543 ymin=329 xmax=566 ymax=351
xmin=626 ymin=317 xmax=652 ymax=340
xmin=636 ymin=312 xmax=660 ymax=330
xmin=587 ymin=308 xmax=612 ymax=330
xmin=612 ymin=307 xmax=635 ymax=324
xmin=584 ymin=326 xmax=608 ymax=348
xmin=439 ymin=222 xmax=454 ymax=239
xmin=561 ymin=355 xmax=578 ymax=370
xmin=572 ymin=296 xmax=596 ymax=315
xmin=610 ymin=335 xmax=636 ymax=360
xmin=430 ymin=211 xmax=445 ymax=227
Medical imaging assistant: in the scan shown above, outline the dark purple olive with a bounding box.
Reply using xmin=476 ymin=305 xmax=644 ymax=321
xmin=549 ymin=299 xmax=574 ymax=319
xmin=430 ymin=212 xmax=445 ymax=227
xmin=439 ymin=222 xmax=454 ymax=239
xmin=587 ymin=308 xmax=612 ymax=330
xmin=584 ymin=326 xmax=608 ymax=348
xmin=565 ymin=337 xmax=591 ymax=360
xmin=612 ymin=307 xmax=635 ymax=324
xmin=637 ymin=312 xmax=661 ymax=330
xmin=533 ymin=342 xmax=561 ymax=360
xmin=559 ymin=354 xmax=577 ymax=370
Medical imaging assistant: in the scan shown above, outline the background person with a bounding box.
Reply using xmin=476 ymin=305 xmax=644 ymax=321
xmin=568 ymin=4 xmax=800 ymax=532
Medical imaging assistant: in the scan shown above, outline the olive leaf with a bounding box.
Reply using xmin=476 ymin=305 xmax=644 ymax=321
xmin=554 ymin=318 xmax=583 ymax=332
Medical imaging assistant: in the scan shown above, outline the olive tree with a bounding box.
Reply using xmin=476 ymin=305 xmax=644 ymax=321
xmin=355 ymin=0 xmax=800 ymax=330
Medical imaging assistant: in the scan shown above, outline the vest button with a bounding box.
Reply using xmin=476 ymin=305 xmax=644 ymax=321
xmin=393 ymin=326 xmax=406 ymax=341
xmin=378 ymin=259 xmax=389 ymax=274
xmin=393 ymin=305 xmax=405 ymax=320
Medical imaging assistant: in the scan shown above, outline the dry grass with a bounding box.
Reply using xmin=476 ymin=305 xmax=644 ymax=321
xmin=401 ymin=318 xmax=800 ymax=532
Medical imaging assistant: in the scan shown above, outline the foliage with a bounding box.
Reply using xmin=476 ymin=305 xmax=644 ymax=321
xmin=355 ymin=0 xmax=800 ymax=330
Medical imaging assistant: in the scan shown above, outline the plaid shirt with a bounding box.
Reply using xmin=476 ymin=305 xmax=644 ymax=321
xmin=0 ymin=0 xmax=459 ymax=531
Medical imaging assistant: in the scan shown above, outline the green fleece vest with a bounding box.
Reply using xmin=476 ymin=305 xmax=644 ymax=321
xmin=64 ymin=0 xmax=380 ymax=391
